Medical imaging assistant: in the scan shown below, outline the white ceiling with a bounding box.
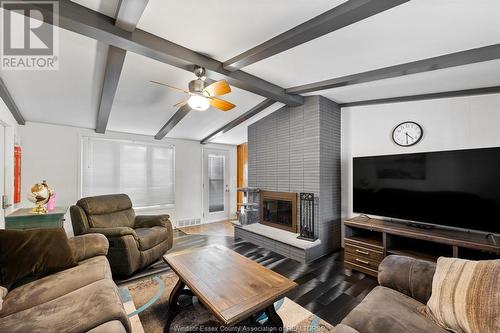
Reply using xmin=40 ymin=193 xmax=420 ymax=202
xmin=73 ymin=0 xmax=346 ymax=61
xmin=137 ymin=0 xmax=346 ymax=61
xmin=245 ymin=0 xmax=500 ymax=88
xmin=210 ymin=102 xmax=285 ymax=145
xmin=71 ymin=0 xmax=120 ymax=19
xmin=108 ymin=52 xmax=266 ymax=140
xmin=0 ymin=17 xmax=107 ymax=129
xmin=107 ymin=52 xmax=196 ymax=136
xmin=2 ymin=1 xmax=500 ymax=145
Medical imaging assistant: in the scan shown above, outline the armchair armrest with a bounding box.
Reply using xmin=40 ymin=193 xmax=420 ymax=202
xmin=378 ymin=255 xmax=436 ymax=304
xmin=134 ymin=214 xmax=171 ymax=229
xmin=69 ymin=234 xmax=109 ymax=262
xmin=86 ymin=227 xmax=137 ymax=238
xmin=134 ymin=215 xmax=173 ymax=249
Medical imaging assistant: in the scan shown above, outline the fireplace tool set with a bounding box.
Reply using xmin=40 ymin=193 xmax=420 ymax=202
xmin=298 ymin=193 xmax=317 ymax=241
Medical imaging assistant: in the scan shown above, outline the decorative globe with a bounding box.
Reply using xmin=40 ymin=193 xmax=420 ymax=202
xmin=27 ymin=181 xmax=52 ymax=214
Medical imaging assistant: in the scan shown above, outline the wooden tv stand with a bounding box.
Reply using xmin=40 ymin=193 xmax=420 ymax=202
xmin=344 ymin=216 xmax=500 ymax=277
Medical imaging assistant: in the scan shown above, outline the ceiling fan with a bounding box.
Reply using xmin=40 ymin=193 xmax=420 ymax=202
xmin=150 ymin=66 xmax=235 ymax=112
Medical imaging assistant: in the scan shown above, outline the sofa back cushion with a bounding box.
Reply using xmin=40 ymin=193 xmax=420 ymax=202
xmin=378 ymin=255 xmax=436 ymax=304
xmin=87 ymin=209 xmax=136 ymax=229
xmin=0 ymin=228 xmax=77 ymax=289
xmin=424 ymin=257 xmax=500 ymax=333
xmin=77 ymin=194 xmax=135 ymax=228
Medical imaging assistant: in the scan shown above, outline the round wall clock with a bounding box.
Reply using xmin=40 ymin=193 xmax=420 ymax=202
xmin=392 ymin=121 xmax=423 ymax=147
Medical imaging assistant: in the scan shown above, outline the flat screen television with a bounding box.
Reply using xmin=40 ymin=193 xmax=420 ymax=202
xmin=353 ymin=147 xmax=500 ymax=234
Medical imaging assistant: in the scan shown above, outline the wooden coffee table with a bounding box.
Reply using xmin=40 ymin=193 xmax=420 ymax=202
xmin=163 ymin=245 xmax=297 ymax=329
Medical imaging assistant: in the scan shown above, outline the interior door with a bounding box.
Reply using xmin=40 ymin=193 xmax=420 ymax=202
xmin=0 ymin=125 xmax=5 ymax=226
xmin=203 ymin=149 xmax=230 ymax=223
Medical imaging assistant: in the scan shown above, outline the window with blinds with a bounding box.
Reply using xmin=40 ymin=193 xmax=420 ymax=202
xmin=81 ymin=137 xmax=175 ymax=208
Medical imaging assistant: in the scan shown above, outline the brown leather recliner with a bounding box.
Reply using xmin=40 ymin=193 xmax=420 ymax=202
xmin=70 ymin=194 xmax=173 ymax=277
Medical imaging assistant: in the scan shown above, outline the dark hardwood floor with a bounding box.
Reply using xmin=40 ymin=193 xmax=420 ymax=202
xmin=117 ymin=227 xmax=378 ymax=326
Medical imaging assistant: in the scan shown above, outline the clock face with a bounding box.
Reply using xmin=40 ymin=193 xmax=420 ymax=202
xmin=392 ymin=122 xmax=423 ymax=147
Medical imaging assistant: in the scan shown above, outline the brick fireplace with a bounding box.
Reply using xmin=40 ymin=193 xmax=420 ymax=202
xmin=235 ymin=95 xmax=341 ymax=263
xmin=260 ymin=191 xmax=297 ymax=233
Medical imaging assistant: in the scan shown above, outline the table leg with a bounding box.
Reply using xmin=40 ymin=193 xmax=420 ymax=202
xmin=165 ymin=279 xmax=191 ymax=333
xmin=168 ymin=278 xmax=186 ymax=312
xmin=264 ymin=304 xmax=284 ymax=331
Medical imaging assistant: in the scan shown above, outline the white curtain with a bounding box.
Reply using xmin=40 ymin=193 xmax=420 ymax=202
xmin=81 ymin=137 xmax=175 ymax=208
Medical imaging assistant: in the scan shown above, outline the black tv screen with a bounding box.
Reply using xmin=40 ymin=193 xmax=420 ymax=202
xmin=353 ymin=147 xmax=500 ymax=234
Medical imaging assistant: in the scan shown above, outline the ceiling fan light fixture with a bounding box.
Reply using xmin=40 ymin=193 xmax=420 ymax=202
xmin=188 ymin=95 xmax=210 ymax=111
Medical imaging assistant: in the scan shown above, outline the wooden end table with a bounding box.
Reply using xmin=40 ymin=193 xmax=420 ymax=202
xmin=163 ymin=245 xmax=297 ymax=330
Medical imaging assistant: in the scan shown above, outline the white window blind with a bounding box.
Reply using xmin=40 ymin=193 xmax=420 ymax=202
xmin=81 ymin=137 xmax=175 ymax=208
xmin=208 ymin=154 xmax=225 ymax=213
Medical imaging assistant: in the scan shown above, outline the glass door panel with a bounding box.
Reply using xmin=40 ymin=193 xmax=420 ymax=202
xmin=203 ymin=149 xmax=229 ymax=223
xmin=208 ymin=154 xmax=225 ymax=213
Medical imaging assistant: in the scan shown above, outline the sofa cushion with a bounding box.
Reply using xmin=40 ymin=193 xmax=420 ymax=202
xmin=340 ymin=286 xmax=448 ymax=333
xmin=135 ymin=226 xmax=169 ymax=250
xmin=0 ymin=228 xmax=77 ymax=289
xmin=0 ymin=256 xmax=111 ymax=318
xmin=0 ymin=279 xmax=131 ymax=333
xmin=425 ymin=257 xmax=500 ymax=333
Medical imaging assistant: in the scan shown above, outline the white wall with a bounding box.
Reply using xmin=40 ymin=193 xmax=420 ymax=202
xmin=18 ymin=122 xmax=237 ymax=235
xmin=341 ymin=93 xmax=500 ymax=225
xmin=0 ymin=100 xmax=19 ymax=229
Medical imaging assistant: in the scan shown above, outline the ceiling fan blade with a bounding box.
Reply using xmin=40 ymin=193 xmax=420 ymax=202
xmin=150 ymin=80 xmax=190 ymax=94
xmin=173 ymin=99 xmax=189 ymax=108
xmin=203 ymin=80 xmax=231 ymax=97
xmin=210 ymin=98 xmax=235 ymax=112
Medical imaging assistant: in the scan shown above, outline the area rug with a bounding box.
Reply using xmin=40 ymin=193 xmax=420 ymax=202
xmin=119 ymin=272 xmax=334 ymax=333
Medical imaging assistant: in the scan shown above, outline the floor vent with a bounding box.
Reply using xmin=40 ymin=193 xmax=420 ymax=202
xmin=176 ymin=218 xmax=201 ymax=228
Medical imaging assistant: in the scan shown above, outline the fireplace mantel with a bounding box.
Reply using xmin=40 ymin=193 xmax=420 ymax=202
xmin=259 ymin=191 xmax=298 ymax=233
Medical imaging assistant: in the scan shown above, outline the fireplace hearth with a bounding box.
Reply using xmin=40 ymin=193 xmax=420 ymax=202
xmin=259 ymin=191 xmax=297 ymax=233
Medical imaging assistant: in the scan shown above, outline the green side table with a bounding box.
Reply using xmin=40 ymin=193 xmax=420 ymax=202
xmin=5 ymin=207 xmax=68 ymax=230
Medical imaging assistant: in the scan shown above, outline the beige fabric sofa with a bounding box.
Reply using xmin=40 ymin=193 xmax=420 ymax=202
xmin=0 ymin=234 xmax=131 ymax=333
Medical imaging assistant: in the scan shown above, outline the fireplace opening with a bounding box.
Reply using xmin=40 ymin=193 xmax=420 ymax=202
xmin=263 ymin=199 xmax=292 ymax=226
xmin=260 ymin=191 xmax=297 ymax=233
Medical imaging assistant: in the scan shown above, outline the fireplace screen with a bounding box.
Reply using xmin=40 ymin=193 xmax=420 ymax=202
xmin=262 ymin=199 xmax=293 ymax=227
xmin=259 ymin=191 xmax=297 ymax=233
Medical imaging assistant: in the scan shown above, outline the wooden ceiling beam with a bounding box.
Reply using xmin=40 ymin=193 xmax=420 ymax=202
xmin=339 ymin=86 xmax=500 ymax=108
xmin=95 ymin=0 xmax=149 ymax=133
xmin=287 ymin=44 xmax=500 ymax=94
xmin=223 ymin=0 xmax=409 ymax=71
xmin=155 ymin=104 xmax=192 ymax=139
xmin=0 ymin=78 xmax=25 ymax=125
xmin=200 ymin=99 xmax=276 ymax=144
